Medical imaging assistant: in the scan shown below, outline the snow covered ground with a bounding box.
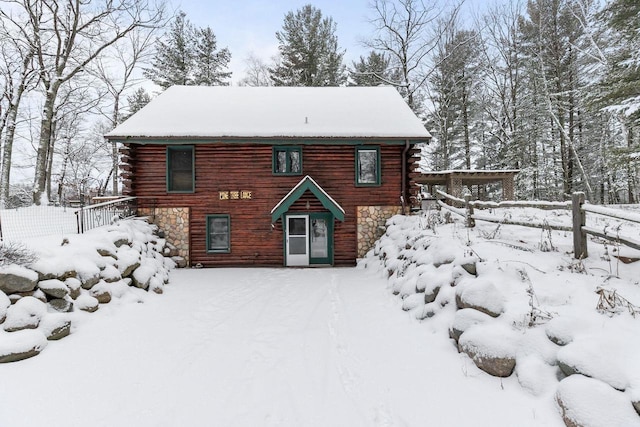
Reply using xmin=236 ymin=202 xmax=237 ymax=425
xmin=1 ymin=205 xmax=640 ymax=426
xmin=0 ymin=267 xmax=561 ymax=426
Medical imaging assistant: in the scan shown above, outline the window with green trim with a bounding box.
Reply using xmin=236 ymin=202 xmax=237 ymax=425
xmin=167 ymin=146 xmax=194 ymax=192
xmin=355 ymin=146 xmax=380 ymax=186
xmin=206 ymin=215 xmax=230 ymax=253
xmin=273 ymin=146 xmax=302 ymax=175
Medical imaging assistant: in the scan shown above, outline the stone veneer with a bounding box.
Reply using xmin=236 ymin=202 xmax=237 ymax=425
xmin=138 ymin=207 xmax=190 ymax=264
xmin=357 ymin=206 xmax=403 ymax=258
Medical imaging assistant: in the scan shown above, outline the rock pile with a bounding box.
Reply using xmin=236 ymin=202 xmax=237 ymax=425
xmin=361 ymin=214 xmax=640 ymax=427
xmin=0 ymin=219 xmax=177 ymax=363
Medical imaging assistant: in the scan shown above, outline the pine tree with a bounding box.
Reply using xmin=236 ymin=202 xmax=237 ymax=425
xmin=144 ymin=12 xmax=195 ymax=89
xmin=193 ymin=27 xmax=232 ymax=86
xmin=596 ymin=0 xmax=640 ymax=120
xmin=428 ymin=29 xmax=482 ymax=170
xmin=520 ymin=0 xmax=587 ymax=198
xmin=144 ymin=12 xmax=231 ymax=90
xmin=270 ymin=4 xmax=346 ymax=86
xmin=349 ymin=51 xmax=395 ymax=86
xmin=590 ymin=0 xmax=640 ymax=202
xmin=125 ymin=88 xmax=152 ymax=119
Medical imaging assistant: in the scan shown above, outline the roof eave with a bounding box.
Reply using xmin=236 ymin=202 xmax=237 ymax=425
xmin=106 ymin=135 xmax=431 ymax=144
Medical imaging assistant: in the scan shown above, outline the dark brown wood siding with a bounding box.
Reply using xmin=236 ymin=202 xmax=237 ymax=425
xmin=127 ymin=142 xmax=405 ymax=266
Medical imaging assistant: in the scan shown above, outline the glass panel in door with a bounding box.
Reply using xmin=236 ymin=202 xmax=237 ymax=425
xmin=310 ymin=218 xmax=328 ymax=258
xmin=286 ymin=215 xmax=309 ymax=266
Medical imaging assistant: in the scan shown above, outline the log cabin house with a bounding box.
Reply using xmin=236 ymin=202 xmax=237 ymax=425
xmin=105 ymin=86 xmax=431 ymax=267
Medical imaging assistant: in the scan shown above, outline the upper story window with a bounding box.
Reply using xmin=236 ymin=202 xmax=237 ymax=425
xmin=273 ymin=146 xmax=302 ymax=175
xmin=167 ymin=146 xmax=194 ymax=192
xmin=355 ymin=146 xmax=380 ymax=186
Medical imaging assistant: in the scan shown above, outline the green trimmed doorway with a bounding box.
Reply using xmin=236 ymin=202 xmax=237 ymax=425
xmin=285 ymin=212 xmax=333 ymax=266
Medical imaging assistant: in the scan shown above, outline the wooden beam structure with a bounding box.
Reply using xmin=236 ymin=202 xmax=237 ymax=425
xmin=413 ymin=170 xmax=519 ymax=201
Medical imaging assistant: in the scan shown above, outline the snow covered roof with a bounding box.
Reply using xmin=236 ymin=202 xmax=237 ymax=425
xmin=105 ymin=86 xmax=431 ymax=140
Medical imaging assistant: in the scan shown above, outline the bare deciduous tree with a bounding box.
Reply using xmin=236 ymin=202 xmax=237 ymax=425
xmin=0 ymin=16 xmax=38 ymax=206
xmin=0 ymin=0 xmax=165 ymax=204
xmin=365 ymin=0 xmax=461 ymax=113
xmin=92 ymin=27 xmax=159 ymax=195
xmin=239 ymin=52 xmax=273 ymax=87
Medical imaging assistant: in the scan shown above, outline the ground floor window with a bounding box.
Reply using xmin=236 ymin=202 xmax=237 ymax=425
xmin=206 ymin=214 xmax=230 ymax=253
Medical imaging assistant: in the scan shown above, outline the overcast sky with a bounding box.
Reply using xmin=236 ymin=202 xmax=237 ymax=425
xmin=173 ymin=0 xmax=486 ymax=85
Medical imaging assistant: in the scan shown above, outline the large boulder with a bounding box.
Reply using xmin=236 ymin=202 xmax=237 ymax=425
xmin=65 ymin=277 xmax=82 ymax=300
xmin=48 ymin=298 xmax=73 ymax=313
xmin=0 ymin=290 xmax=9 ymax=323
xmin=171 ymin=256 xmax=187 ymax=268
xmin=449 ymin=308 xmax=494 ymax=343
xmin=164 ymin=242 xmax=179 ymax=257
xmin=39 ymin=314 xmax=72 ymax=341
xmin=630 ymin=388 xmax=640 ymax=416
xmin=78 ymin=264 xmax=101 ymax=290
xmin=457 ymin=323 xmax=518 ymax=377
xmin=545 ymin=315 xmax=591 ymax=346
xmin=556 ymin=375 xmax=640 ymax=427
xmin=557 ymin=334 xmax=631 ymax=391
xmin=515 ymin=355 xmax=559 ymax=397
xmin=100 ymin=265 xmax=122 ymax=283
xmin=3 ymin=297 xmax=47 ymax=332
xmin=96 ymin=244 xmax=117 ymax=259
xmin=109 ymin=231 xmax=131 ymax=248
xmin=402 ymin=293 xmax=424 ymax=311
xmin=131 ymin=261 xmax=156 ymax=290
xmin=38 ymin=279 xmax=70 ymax=299
xmin=148 ymin=275 xmax=164 ymax=294
xmin=0 ymin=329 xmax=48 ymax=363
xmin=455 ymin=279 xmax=506 ymax=318
xmin=75 ymin=294 xmax=99 ymax=313
xmin=116 ymin=246 xmax=141 ymax=277
xmin=0 ymin=265 xmax=38 ymax=294
xmin=30 ymin=259 xmax=76 ymax=281
xmin=424 ymin=283 xmax=441 ymax=304
xmin=90 ymin=281 xmax=112 ymax=304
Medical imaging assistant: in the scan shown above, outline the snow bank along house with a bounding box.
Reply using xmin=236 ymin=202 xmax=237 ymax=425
xmin=105 ymin=86 xmax=431 ymax=267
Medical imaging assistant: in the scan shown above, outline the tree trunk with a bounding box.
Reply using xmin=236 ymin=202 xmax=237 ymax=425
xmin=111 ymin=97 xmax=120 ymax=195
xmin=57 ymin=139 xmax=70 ymax=202
xmin=33 ymin=82 xmax=61 ymax=205
xmin=627 ymin=123 xmax=635 ymax=203
xmin=462 ymin=83 xmax=471 ymax=169
xmin=1 ymin=106 xmax=19 ymax=206
xmin=45 ymin=119 xmax=58 ymax=202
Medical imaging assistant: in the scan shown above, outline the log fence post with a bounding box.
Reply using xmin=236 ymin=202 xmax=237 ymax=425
xmin=572 ymin=192 xmax=587 ymax=259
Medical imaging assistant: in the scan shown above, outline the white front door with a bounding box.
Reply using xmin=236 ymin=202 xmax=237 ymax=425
xmin=286 ymin=215 xmax=309 ymax=266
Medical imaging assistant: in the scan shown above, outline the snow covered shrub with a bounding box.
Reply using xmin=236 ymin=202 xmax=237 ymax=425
xmin=559 ymin=258 xmax=587 ymax=274
xmin=0 ymin=242 xmax=38 ymax=267
xmin=418 ymin=209 xmax=443 ymax=233
xmin=596 ymin=286 xmax=640 ymax=318
xmin=518 ymin=268 xmax=554 ymax=327
xmin=538 ymin=221 xmax=556 ymax=252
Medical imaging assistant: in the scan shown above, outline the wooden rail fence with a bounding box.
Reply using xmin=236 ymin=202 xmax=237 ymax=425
xmin=435 ymin=190 xmax=640 ymax=259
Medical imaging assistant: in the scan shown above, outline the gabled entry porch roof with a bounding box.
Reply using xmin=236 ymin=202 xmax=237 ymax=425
xmin=271 ymin=175 xmax=345 ymax=222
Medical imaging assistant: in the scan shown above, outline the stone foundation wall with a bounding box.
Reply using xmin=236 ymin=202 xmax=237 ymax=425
xmin=357 ymin=206 xmax=403 ymax=258
xmin=139 ymin=207 xmax=190 ymax=264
